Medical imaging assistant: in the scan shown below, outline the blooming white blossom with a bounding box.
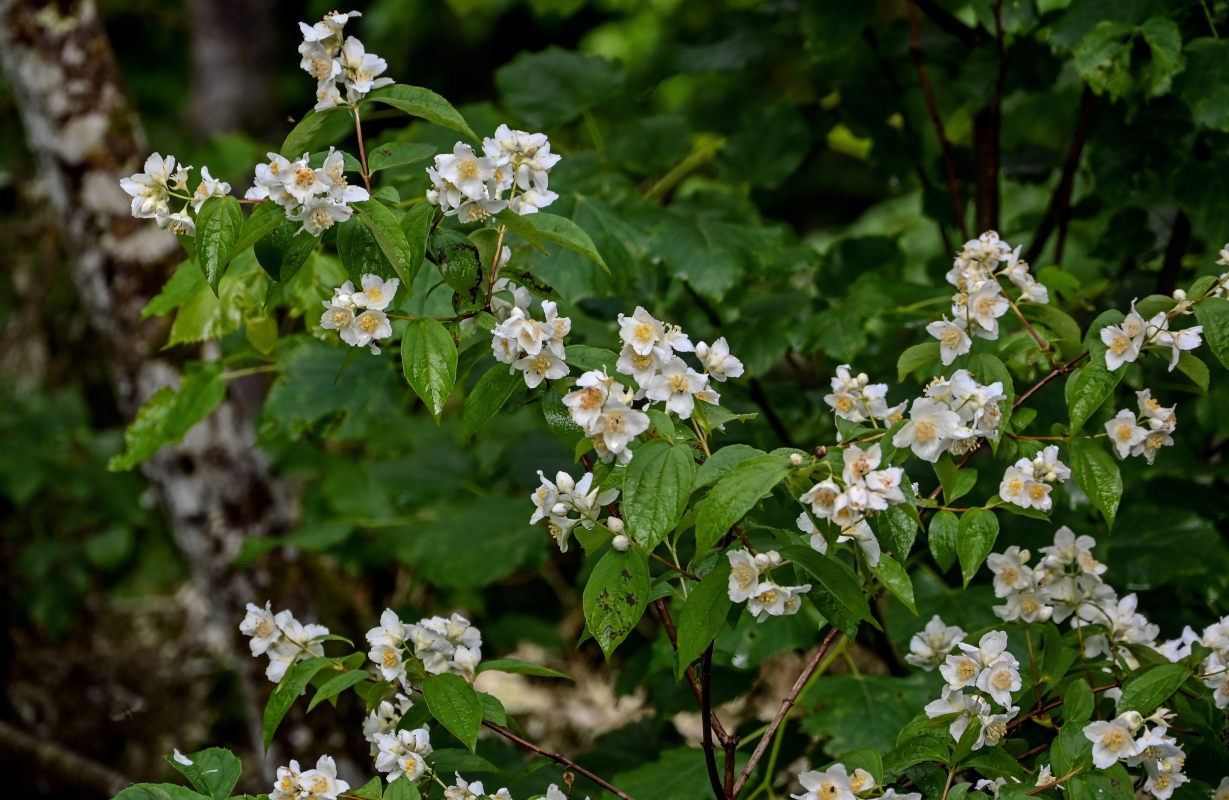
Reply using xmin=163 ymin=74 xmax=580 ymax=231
xmin=240 ymin=604 xmax=330 ymax=683
xmin=492 ymin=301 xmax=572 ymax=388
xmin=1083 ymin=716 xmax=1142 ymax=769
xmin=363 ymin=693 xmax=413 ymax=752
xmin=320 ymin=273 xmax=397 ymax=354
xmin=727 ymin=549 xmax=809 ymax=621
xmin=927 ymin=317 xmax=973 ymax=365
xmin=270 ymin=755 xmax=349 ymax=800
xmin=824 ymin=365 xmax=903 ymax=425
xmin=374 ymin=727 xmax=432 ymax=782
xmin=428 ymin=125 xmax=560 ymax=217
xmin=905 ymin=615 xmax=966 ymax=670
xmin=695 ymin=337 xmax=744 ymax=381
xmin=296 ymin=11 xmax=392 ymax=110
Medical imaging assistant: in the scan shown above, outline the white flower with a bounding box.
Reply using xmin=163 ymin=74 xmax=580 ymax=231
xmin=1105 ymin=409 xmax=1147 ymax=459
xmin=240 ymin=601 xmax=280 ymax=656
xmin=1101 ymin=317 xmax=1144 ymax=370
xmin=924 ymin=686 xmax=987 ymax=743
xmin=363 ymin=693 xmax=413 ymax=749
xmin=320 ymin=302 xmax=355 ymax=332
xmin=374 ymin=727 xmax=432 ymax=782
xmin=298 ymin=755 xmax=349 ymax=800
xmin=1154 ymin=325 xmax=1203 ymax=370
xmin=695 ymin=337 xmax=744 ymax=381
xmin=190 ymin=166 xmax=232 ymax=212
xmin=905 ymin=615 xmax=966 ymax=670
xmin=799 ymin=479 xmax=841 ymax=520
xmin=1031 ymin=445 xmax=1070 ymax=483
xmin=270 ymin=759 xmax=304 ymax=800
xmin=940 ymin=650 xmax=984 ymax=690
xmin=963 ymin=280 xmax=1009 ymax=339
xmin=589 ymin=398 xmax=650 ymax=455
xmin=727 ymin=549 xmax=762 ymax=603
xmin=927 ymin=317 xmax=973 ymax=365
xmin=976 ymin=654 xmax=1022 ymax=707
xmin=515 ymin=348 xmax=569 ymax=388
xmin=792 ymin=764 xmax=856 ymax=800
xmin=353 ymin=274 xmax=399 ymax=311
xmin=339 ymin=36 xmax=393 ymax=101
xmin=893 ymin=398 xmax=966 ymax=462
xmin=341 ymin=309 xmax=392 ymax=351
xmin=618 ymin=306 xmax=666 ymax=356
xmin=121 ymin=153 xmax=184 ymax=219
xmin=643 ymin=357 xmax=708 ymax=418
xmin=1083 ymin=718 xmax=1141 ymax=768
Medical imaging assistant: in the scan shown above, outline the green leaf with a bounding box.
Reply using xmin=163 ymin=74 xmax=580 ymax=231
xmin=1062 ymin=678 xmax=1094 ymax=724
xmin=933 ymin=456 xmax=960 ymax=505
xmin=693 ymin=444 xmax=764 ymax=491
xmin=253 ymin=219 xmax=317 ymax=282
xmin=337 ymin=216 xmax=395 ymax=284
xmin=356 ymin=200 xmax=417 ymax=286
xmin=565 ymin=344 xmax=619 ymax=374
xmin=233 ymin=201 xmax=287 ymax=255
xmin=143 ymin=260 xmax=205 ymax=318
xmin=475 ymin=658 xmax=572 ymax=680
xmin=113 ymin=784 xmax=210 ymax=800
xmin=400 ymin=201 xmax=435 ymax=289
xmin=869 ymin=554 xmax=917 ymax=614
xmin=498 ymin=210 xmax=610 ymax=274
xmin=196 ymin=196 xmax=243 ymax=295
xmin=1073 ymin=20 xmax=1135 ymax=100
xmin=1050 ymin=720 xmax=1093 ymax=774
xmin=614 ymin=747 xmax=747 ymax=800
xmin=897 ymin=342 xmax=941 ymax=382
xmin=961 ymin=745 xmax=1027 ymax=780
xmin=365 ymin=84 xmax=477 ymax=141
xmin=246 ymin=315 xmax=278 ymax=355
xmin=280 ymin=106 xmax=345 ymax=157
xmin=582 ymin=548 xmax=651 ymax=658
xmin=956 ymin=507 xmax=999 ymax=587
xmin=368 ymin=142 xmax=437 ymax=173
xmin=1176 ymin=38 xmax=1229 ymax=131
xmin=495 ymin=47 xmax=624 ymax=129
xmin=1176 ymin=351 xmax=1210 ymax=392
xmin=401 ymin=318 xmax=458 ymax=419
xmin=871 ymin=503 xmax=919 ymax=558
xmin=1069 ymin=437 xmax=1122 ymax=528
xmin=622 ymin=439 xmax=696 ymax=549
xmin=780 ymin=545 xmax=874 ymax=637
xmin=676 ymin=560 xmax=733 ymax=678
xmin=1194 ymin=296 xmax=1229 ymax=371
xmin=461 ymin=364 xmax=522 ymax=439
xmin=263 ymin=656 xmax=330 ymax=751
xmin=307 ymin=669 xmax=371 ymax=712
xmin=694 ymin=454 xmax=793 ymax=554
xmin=1067 ymin=360 xmax=1124 ymax=434
xmin=1117 ymin=663 xmax=1191 ymax=715
xmin=166 ymin=748 xmax=241 ymax=800
xmin=349 ymin=778 xmax=384 ymax=800
xmin=1138 ymin=18 xmax=1185 ymax=98
xmin=1021 ymin=302 xmax=1083 ymax=356
xmin=108 ymin=364 xmax=227 ymax=471
xmin=383 ymin=775 xmax=424 ymax=800
xmin=928 ymin=510 xmax=959 ymax=572
xmin=422 ymin=672 xmax=483 ymax=751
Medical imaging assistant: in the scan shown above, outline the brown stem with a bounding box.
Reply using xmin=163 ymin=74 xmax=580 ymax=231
xmin=1007 ymin=680 xmax=1121 ymax=729
xmin=1010 ymin=302 xmax=1052 ymax=355
xmin=353 ymin=108 xmax=372 ymax=194
xmin=652 ymin=599 xmax=735 ymax=746
xmin=973 ymin=2 xmax=1006 ymax=234
xmin=482 ymin=720 xmax=635 ymax=800
xmin=914 ymin=0 xmax=986 ymax=47
xmin=731 ymin=628 xmax=841 ymax=798
xmin=650 ymin=551 xmax=700 ymax=581
xmin=483 ymin=224 xmax=509 ymax=310
xmin=701 ymin=646 xmax=726 ymax=800
xmin=906 ymin=0 xmax=969 ymax=241
xmin=1012 ymin=350 xmax=1088 ymax=411
xmin=1024 ymin=87 xmax=1094 ymax=265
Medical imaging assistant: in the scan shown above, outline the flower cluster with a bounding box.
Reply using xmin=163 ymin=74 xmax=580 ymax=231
xmin=362 ymin=692 xmax=413 ymax=753
xmin=615 ymin=306 xmax=732 ymax=418
xmin=374 ymin=726 xmax=433 ymax=782
xmin=120 ymin=153 xmax=231 ymax=235
xmin=791 ymin=762 xmax=918 ymax=800
xmin=1100 ymin=299 xmax=1203 ymax=372
xmin=928 ymin=231 xmax=1049 ymax=365
xmin=1195 ymin=616 xmax=1229 ymax=710
xmin=1084 ymin=710 xmax=1189 ymax=799
xmin=246 ymin=148 xmax=370 ymax=236
xmin=795 ymin=443 xmax=908 ymax=539
xmin=727 ymin=549 xmax=810 ymax=622
xmin=922 ymin=631 xmax=1022 ymax=750
xmin=297 ymin=10 xmax=392 ymax=111
xmin=239 ymin=601 xmax=330 ymax=683
xmin=904 ymin=615 xmax=967 ymax=670
xmin=365 ymin=608 xmax=483 ymax=687
xmin=563 ymin=370 xmax=649 ymax=464
xmin=892 ymin=370 xmax=1005 ymax=462
xmin=427 ymin=125 xmax=561 ymax=222
xmin=320 ymin=274 xmax=398 ymax=354
xmin=1105 ymin=389 xmax=1177 ymax=464
xmin=530 ymin=469 xmax=620 ymax=553
xmin=823 ymin=364 xmax=904 ymax=428
xmin=270 ymin=755 xmax=349 ymax=800
xmin=441 ymin=779 xmax=582 ymax=800
xmin=491 ymin=300 xmax=571 ymax=388
xmin=997 ymin=443 xmax=1070 ymax=513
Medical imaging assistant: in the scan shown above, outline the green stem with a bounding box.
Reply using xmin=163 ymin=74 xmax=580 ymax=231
xmin=1202 ymin=0 xmax=1221 ymax=40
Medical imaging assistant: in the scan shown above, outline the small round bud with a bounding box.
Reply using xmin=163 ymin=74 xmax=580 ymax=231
xmin=695 ymin=342 xmax=710 ymax=360
xmin=606 ymin=517 xmax=624 ymax=534
xmin=1172 ymin=288 xmax=1187 ymax=301
xmin=612 ymin=534 xmax=630 ymax=552
xmin=550 ymin=502 xmax=568 ymax=517
xmin=1120 ymin=710 xmax=1144 ymax=732
xmin=555 ymin=472 xmax=575 ymax=493
xmin=789 ymin=452 xmax=804 ymax=466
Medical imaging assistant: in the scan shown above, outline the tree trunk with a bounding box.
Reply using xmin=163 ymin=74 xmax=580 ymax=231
xmin=0 ymin=0 xmax=292 ymax=775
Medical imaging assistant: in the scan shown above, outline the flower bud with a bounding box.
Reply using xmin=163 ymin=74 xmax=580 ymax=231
xmin=695 ymin=342 xmax=710 ymax=360
xmin=1119 ymin=710 xmax=1144 ymax=732
xmin=555 ymin=472 xmax=575 ymax=493
xmin=789 ymin=452 xmax=804 ymax=466
xmin=607 ymin=517 xmax=624 ymax=534
xmin=1172 ymin=288 xmax=1187 ymax=301
xmin=612 ymin=534 xmax=630 ymax=552
xmin=550 ymin=503 xmax=568 ymax=517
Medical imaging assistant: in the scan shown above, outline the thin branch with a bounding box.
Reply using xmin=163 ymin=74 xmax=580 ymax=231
xmin=1024 ymin=87 xmax=1094 ymax=265
xmin=906 ymin=0 xmax=969 ymax=241
xmin=1012 ymin=350 xmax=1088 ymax=411
xmin=972 ymin=1 xmax=1006 ymax=233
xmin=1156 ymin=210 xmax=1191 ymax=297
xmin=914 ymin=0 xmax=986 ymax=47
xmin=701 ymin=646 xmax=726 ymax=800
xmin=652 ymin=599 xmax=735 ymax=747
xmin=731 ymin=628 xmax=841 ymax=798
xmin=482 ymin=720 xmax=635 ymax=800
xmin=353 ymin=108 xmax=372 ymax=194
